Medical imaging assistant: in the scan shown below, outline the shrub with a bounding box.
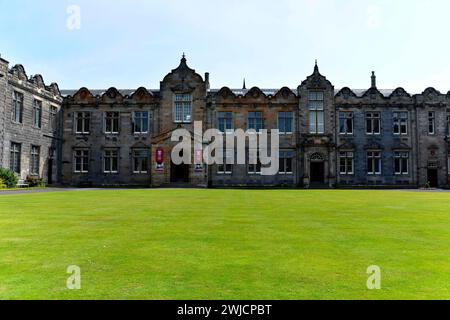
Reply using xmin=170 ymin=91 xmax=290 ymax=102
xmin=26 ymin=176 xmax=46 ymax=188
xmin=0 ymin=177 xmax=7 ymax=189
xmin=0 ymin=168 xmax=19 ymax=188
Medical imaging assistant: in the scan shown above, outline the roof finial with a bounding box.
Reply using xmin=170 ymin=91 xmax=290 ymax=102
xmin=243 ymin=78 xmax=247 ymax=90
xmin=182 ymin=52 xmax=186 ymax=59
xmin=314 ymin=59 xmax=319 ymax=72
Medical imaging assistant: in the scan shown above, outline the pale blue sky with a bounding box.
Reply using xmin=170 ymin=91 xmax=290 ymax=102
xmin=1 ymin=0 xmax=449 ymax=93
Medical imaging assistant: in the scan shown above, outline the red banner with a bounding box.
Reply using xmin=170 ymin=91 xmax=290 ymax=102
xmin=156 ymin=148 xmax=164 ymax=164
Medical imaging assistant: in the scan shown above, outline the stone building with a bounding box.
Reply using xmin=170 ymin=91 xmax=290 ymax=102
xmin=1 ymin=53 xmax=449 ymax=188
xmin=0 ymin=56 xmax=63 ymax=185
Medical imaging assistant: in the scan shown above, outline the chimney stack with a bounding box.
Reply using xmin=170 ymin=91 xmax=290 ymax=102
xmin=371 ymin=71 xmax=377 ymax=88
xmin=205 ymin=72 xmax=210 ymax=91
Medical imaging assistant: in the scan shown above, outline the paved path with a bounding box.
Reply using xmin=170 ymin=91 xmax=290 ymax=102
xmin=1 ymin=187 xmax=449 ymax=196
xmin=0 ymin=188 xmax=93 ymax=196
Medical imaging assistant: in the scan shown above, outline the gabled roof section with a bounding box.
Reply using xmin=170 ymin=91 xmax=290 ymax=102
xmin=245 ymin=87 xmax=266 ymax=99
xmin=300 ymin=62 xmax=333 ymax=89
xmin=422 ymin=87 xmax=441 ymax=96
xmin=101 ymin=87 xmax=124 ymax=103
xmin=361 ymin=87 xmax=386 ymax=99
xmin=216 ymin=87 xmax=236 ymax=100
xmin=335 ymin=87 xmax=358 ymax=99
xmin=389 ymin=87 xmax=411 ymax=98
xmin=69 ymin=87 xmax=96 ymax=104
xmin=273 ymin=87 xmax=297 ymax=99
xmin=10 ymin=64 xmax=28 ymax=80
xmin=30 ymin=74 xmax=45 ymax=89
xmin=162 ymin=54 xmax=204 ymax=83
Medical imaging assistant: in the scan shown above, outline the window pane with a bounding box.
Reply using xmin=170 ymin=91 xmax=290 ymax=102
xmin=317 ymin=111 xmax=324 ymax=133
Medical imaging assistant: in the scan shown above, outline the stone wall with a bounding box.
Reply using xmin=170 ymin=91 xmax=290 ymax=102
xmin=0 ymin=59 xmax=62 ymax=184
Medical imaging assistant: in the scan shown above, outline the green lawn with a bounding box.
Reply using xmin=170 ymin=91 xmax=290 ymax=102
xmin=0 ymin=189 xmax=449 ymax=300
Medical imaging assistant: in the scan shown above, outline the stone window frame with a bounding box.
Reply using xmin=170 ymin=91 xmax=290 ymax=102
xmin=73 ymin=148 xmax=90 ymax=174
xmin=393 ymin=111 xmax=409 ymax=136
xmin=217 ymin=111 xmax=234 ymax=134
xmin=367 ymin=150 xmax=382 ymax=175
xmin=12 ymin=90 xmax=24 ymax=124
xmin=217 ymin=148 xmax=233 ymax=175
xmin=428 ymin=111 xmax=436 ymax=135
xmin=49 ymin=105 xmax=58 ymax=132
xmin=132 ymin=111 xmax=150 ymax=135
xmin=247 ymin=111 xmax=264 ymax=133
xmin=173 ymin=93 xmax=192 ymax=124
xmin=279 ymin=151 xmax=294 ymax=175
xmin=308 ymin=91 xmax=325 ymax=135
xmin=32 ymin=99 xmax=43 ymax=129
xmin=103 ymin=148 xmax=119 ymax=174
xmin=10 ymin=142 xmax=22 ymax=174
xmin=446 ymin=113 xmax=450 ymax=137
xmin=338 ymin=111 xmax=354 ymax=135
xmin=394 ymin=151 xmax=409 ymax=176
xmin=339 ymin=150 xmax=355 ymax=175
xmin=366 ymin=111 xmax=381 ymax=135
xmin=30 ymin=145 xmax=41 ymax=176
xmin=278 ymin=112 xmax=294 ymax=135
xmin=248 ymin=149 xmax=262 ymax=175
xmin=132 ymin=149 xmax=149 ymax=174
xmin=74 ymin=111 xmax=91 ymax=135
xmin=104 ymin=111 xmax=120 ymax=135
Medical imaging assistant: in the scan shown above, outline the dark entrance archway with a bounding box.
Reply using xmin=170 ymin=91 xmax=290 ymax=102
xmin=171 ymin=163 xmax=190 ymax=183
xmin=309 ymin=153 xmax=326 ymax=185
xmin=310 ymin=162 xmax=325 ymax=183
xmin=427 ymin=169 xmax=438 ymax=188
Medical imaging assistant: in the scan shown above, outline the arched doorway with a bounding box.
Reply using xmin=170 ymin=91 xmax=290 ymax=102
xmin=170 ymin=150 xmax=190 ymax=183
xmin=310 ymin=153 xmax=325 ymax=184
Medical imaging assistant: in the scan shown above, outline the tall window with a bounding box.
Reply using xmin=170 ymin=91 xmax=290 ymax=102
xmin=174 ymin=94 xmax=192 ymax=123
xmin=448 ymin=152 xmax=450 ymax=176
xmin=248 ymin=161 xmax=262 ymax=175
xmin=12 ymin=91 xmax=24 ymax=123
xmin=278 ymin=112 xmax=293 ymax=134
xmin=32 ymin=100 xmax=42 ymax=128
xmin=49 ymin=106 xmax=58 ymax=131
xmin=218 ymin=149 xmax=233 ymax=174
xmin=248 ymin=150 xmax=262 ymax=175
xmin=339 ymin=151 xmax=354 ymax=175
xmin=104 ymin=149 xmax=119 ymax=174
xmin=74 ymin=149 xmax=89 ymax=173
xmin=309 ymin=91 xmax=324 ymax=134
xmin=218 ymin=112 xmax=233 ymax=133
xmin=30 ymin=146 xmax=40 ymax=176
xmin=133 ymin=111 xmax=149 ymax=134
xmin=367 ymin=151 xmax=382 ymax=175
xmin=10 ymin=143 xmax=21 ymax=174
xmin=279 ymin=151 xmax=294 ymax=175
xmin=428 ymin=112 xmax=435 ymax=135
xmin=75 ymin=112 xmax=90 ymax=134
xmin=248 ymin=112 xmax=263 ymax=132
xmin=447 ymin=114 xmax=450 ymax=136
xmin=394 ymin=152 xmax=409 ymax=175
xmin=393 ymin=112 xmax=408 ymax=135
xmin=366 ymin=112 xmax=381 ymax=135
xmin=105 ymin=112 xmax=120 ymax=134
xmin=133 ymin=149 xmax=149 ymax=174
xmin=339 ymin=112 xmax=354 ymax=135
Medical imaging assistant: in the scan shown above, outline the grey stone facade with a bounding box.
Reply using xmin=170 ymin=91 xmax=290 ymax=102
xmin=1 ymin=54 xmax=449 ymax=188
xmin=0 ymin=56 xmax=63 ymax=184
